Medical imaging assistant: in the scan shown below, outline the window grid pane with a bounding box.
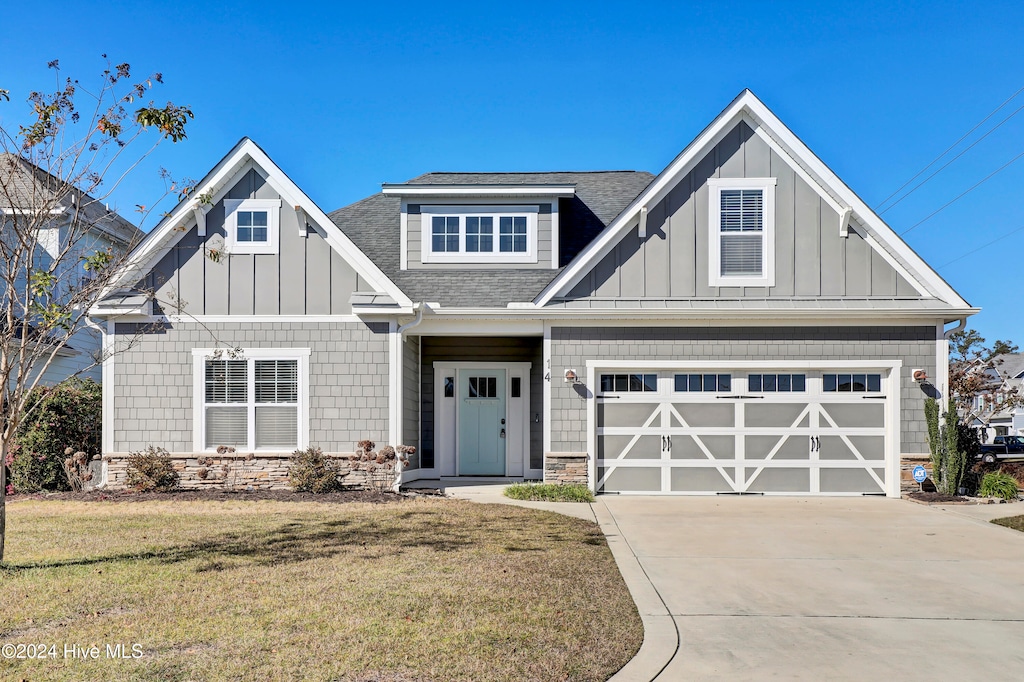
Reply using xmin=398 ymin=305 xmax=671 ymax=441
xmin=205 ymin=360 xmax=247 ymax=403
xmin=674 ymin=374 xmax=732 ymax=392
xmin=255 ymin=360 xmax=298 ymax=403
xmin=432 ymin=216 xmax=460 ymax=252
xmin=823 ymin=373 xmax=882 ymax=393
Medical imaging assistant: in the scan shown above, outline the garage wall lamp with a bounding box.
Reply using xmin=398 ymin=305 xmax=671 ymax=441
xmin=564 ymin=369 xmax=579 ymax=383
xmin=912 ymin=369 xmax=928 ymax=383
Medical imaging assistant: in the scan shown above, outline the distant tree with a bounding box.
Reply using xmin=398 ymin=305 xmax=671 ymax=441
xmin=928 ymin=329 xmax=1021 ymax=494
xmin=987 ymin=339 xmax=1019 ymax=360
xmin=0 ymin=58 xmax=193 ymax=562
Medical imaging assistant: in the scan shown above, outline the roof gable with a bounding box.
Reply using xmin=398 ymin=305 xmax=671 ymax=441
xmin=102 ymin=139 xmax=411 ymax=309
xmin=535 ymin=90 xmax=973 ymax=313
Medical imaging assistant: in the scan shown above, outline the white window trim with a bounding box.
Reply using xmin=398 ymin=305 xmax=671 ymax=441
xmin=420 ymin=205 xmax=539 ymax=264
xmin=707 ymin=178 xmax=776 ymax=287
xmin=224 ymin=198 xmax=282 ymax=255
xmin=191 ymin=347 xmax=310 ymax=453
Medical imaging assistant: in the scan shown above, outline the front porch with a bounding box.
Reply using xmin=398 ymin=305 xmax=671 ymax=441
xmin=400 ymin=335 xmax=546 ymax=483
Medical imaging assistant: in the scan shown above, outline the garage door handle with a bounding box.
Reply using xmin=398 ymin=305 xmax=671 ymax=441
xmin=716 ymin=395 xmax=764 ymax=399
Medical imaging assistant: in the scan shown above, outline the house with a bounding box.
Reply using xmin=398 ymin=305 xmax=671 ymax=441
xmin=967 ymin=353 xmax=1024 ymax=442
xmin=0 ymin=153 xmax=141 ymax=385
xmin=91 ymin=90 xmax=976 ymax=497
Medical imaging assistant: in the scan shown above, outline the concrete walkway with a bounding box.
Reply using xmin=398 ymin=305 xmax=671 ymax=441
xmin=598 ymin=496 xmax=1024 ymax=681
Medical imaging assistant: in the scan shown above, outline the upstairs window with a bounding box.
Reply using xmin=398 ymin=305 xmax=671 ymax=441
xmin=708 ymin=178 xmax=775 ymax=287
xmin=420 ymin=205 xmax=539 ymax=264
xmin=224 ymin=198 xmax=282 ymax=255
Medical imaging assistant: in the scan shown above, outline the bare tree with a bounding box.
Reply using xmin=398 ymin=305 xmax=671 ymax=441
xmin=948 ymin=329 xmax=1023 ymax=429
xmin=0 ymin=58 xmax=194 ymax=562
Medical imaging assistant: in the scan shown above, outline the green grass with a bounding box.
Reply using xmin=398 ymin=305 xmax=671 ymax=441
xmin=504 ymin=483 xmax=595 ymax=503
xmin=993 ymin=515 xmax=1024 ymax=533
xmin=0 ymin=497 xmax=639 ymax=681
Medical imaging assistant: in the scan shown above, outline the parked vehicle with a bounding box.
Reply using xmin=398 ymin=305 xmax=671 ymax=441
xmin=978 ymin=435 xmax=1024 ymax=463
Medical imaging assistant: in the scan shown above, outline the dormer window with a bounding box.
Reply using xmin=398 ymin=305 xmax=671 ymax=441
xmin=224 ymin=198 xmax=281 ymax=255
xmin=421 ymin=205 xmax=538 ymax=264
xmin=707 ymin=178 xmax=776 ymax=287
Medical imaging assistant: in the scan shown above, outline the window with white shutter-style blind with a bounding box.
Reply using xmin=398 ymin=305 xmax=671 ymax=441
xmin=195 ymin=350 xmax=309 ymax=452
xmin=707 ymin=178 xmax=776 ymax=287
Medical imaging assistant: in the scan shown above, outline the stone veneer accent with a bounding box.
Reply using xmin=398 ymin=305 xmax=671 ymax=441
xmin=900 ymin=454 xmax=934 ymax=495
xmin=103 ymin=452 xmax=396 ymax=491
xmin=544 ymin=453 xmax=589 ymax=485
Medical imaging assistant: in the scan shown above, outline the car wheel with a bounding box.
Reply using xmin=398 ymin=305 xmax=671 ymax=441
xmin=983 ymin=453 xmax=997 ymax=464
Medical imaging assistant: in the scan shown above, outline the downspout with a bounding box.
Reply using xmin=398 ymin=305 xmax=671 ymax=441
xmin=82 ymin=315 xmax=109 ymax=488
xmin=943 ymin=317 xmax=967 ymax=339
xmin=397 ymin=302 xmax=426 ymax=339
xmin=393 ymin=303 xmax=425 ymax=491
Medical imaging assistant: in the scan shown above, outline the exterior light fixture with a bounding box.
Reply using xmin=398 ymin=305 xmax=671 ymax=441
xmin=564 ymin=369 xmax=578 ymax=383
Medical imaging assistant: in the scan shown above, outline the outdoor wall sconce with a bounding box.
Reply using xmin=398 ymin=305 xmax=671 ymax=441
xmin=564 ymin=369 xmax=579 ymax=383
xmin=912 ymin=369 xmax=928 ymax=383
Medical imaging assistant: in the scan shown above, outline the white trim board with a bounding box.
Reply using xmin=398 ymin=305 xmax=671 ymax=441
xmin=535 ymin=90 xmax=971 ymax=310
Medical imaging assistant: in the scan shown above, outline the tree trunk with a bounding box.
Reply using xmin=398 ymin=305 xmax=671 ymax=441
xmin=0 ymin=442 xmax=6 ymax=563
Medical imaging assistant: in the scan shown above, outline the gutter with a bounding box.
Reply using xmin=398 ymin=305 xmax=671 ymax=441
xmin=944 ymin=317 xmax=968 ymax=339
xmin=396 ymin=302 xmax=427 ymax=339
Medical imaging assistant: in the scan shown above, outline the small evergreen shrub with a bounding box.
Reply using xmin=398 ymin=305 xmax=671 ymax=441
xmin=288 ymin=446 xmax=343 ymax=493
xmin=979 ymin=471 xmax=1020 ymax=501
xmin=8 ymin=378 xmax=102 ymax=492
xmin=125 ymin=446 xmax=179 ymax=491
xmin=504 ymin=483 xmax=595 ymax=503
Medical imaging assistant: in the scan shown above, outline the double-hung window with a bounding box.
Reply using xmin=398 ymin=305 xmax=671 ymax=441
xmin=421 ymin=205 xmax=538 ymax=263
xmin=708 ymin=178 xmax=776 ymax=287
xmin=194 ymin=349 xmax=309 ymax=451
xmin=224 ymin=198 xmax=282 ymax=255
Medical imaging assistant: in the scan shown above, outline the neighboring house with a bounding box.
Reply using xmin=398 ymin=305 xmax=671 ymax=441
xmin=92 ymin=90 xmax=976 ymax=497
xmin=0 ymin=154 xmax=141 ymax=385
xmin=967 ymin=353 xmax=1024 ymax=442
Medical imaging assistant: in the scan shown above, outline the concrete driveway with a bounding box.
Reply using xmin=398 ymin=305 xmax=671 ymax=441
xmin=597 ymin=497 xmax=1024 ymax=680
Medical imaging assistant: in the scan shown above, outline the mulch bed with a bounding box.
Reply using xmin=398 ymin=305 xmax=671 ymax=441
xmin=907 ymin=491 xmax=972 ymax=504
xmin=7 ymin=487 xmax=443 ymax=504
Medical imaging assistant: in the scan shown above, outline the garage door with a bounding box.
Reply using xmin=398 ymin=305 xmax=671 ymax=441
xmin=594 ymin=367 xmax=895 ymax=495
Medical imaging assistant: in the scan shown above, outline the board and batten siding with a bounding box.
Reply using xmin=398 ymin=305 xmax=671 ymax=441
xmin=565 ymin=121 xmax=918 ymax=300
xmin=109 ymin=320 xmax=390 ymax=454
xmin=147 ymin=169 xmax=369 ymax=316
xmin=406 ymin=203 xmax=554 ymax=269
xmin=548 ymin=326 xmax=936 ymax=456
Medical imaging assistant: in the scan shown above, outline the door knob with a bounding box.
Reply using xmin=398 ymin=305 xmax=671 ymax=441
xmin=500 ymin=428 xmax=506 ymax=438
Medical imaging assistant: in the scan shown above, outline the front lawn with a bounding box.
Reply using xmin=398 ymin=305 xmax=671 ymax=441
xmin=993 ymin=515 xmax=1024 ymax=533
xmin=1 ymin=496 xmax=641 ymax=681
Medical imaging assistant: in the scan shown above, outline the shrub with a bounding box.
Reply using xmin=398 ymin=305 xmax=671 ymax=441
xmin=504 ymin=483 xmax=595 ymax=503
xmin=125 ymin=446 xmax=179 ymax=491
xmin=979 ymin=471 xmax=1020 ymax=501
xmin=288 ymin=447 xmax=343 ymax=493
xmin=8 ymin=378 xmax=102 ymax=492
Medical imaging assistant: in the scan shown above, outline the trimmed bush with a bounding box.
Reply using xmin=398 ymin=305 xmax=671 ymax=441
xmin=288 ymin=447 xmax=343 ymax=493
xmin=979 ymin=471 xmax=1020 ymax=501
xmin=7 ymin=378 xmax=102 ymax=492
xmin=504 ymin=483 xmax=595 ymax=503
xmin=125 ymin=446 xmax=179 ymax=491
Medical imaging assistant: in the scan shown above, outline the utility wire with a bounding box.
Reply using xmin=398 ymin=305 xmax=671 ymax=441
xmin=880 ymin=100 xmax=1024 ymax=215
xmin=900 ymin=148 xmax=1024 ymax=235
xmin=938 ymin=223 xmax=1024 ymax=268
xmin=876 ymin=85 xmax=1024 ymax=212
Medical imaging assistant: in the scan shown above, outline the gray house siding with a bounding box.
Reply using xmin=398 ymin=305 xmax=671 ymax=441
xmin=109 ymin=320 xmax=390 ymax=454
xmin=564 ymin=122 xmax=918 ymax=300
xmin=406 ymin=202 xmax=554 ymax=270
xmin=548 ymin=325 xmax=935 ymax=455
xmin=419 ymin=336 xmax=543 ymax=470
xmin=148 ymin=169 xmax=368 ymax=317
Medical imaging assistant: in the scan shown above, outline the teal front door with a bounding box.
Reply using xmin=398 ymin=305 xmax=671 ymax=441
xmin=458 ymin=370 xmax=507 ymax=475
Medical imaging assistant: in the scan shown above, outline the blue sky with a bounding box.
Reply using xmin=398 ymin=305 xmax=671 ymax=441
xmin=2 ymin=0 xmax=1022 ymax=344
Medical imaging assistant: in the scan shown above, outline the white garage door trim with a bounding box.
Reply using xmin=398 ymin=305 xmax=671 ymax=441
xmin=586 ymin=360 xmax=902 ymax=498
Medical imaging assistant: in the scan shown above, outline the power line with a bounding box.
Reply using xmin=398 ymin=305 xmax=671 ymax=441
xmin=876 ymin=85 xmax=1024 ymax=212
xmin=937 ymin=223 xmax=1024 ymax=269
xmin=900 ymin=148 xmax=1024 ymax=235
xmin=880 ymin=100 xmax=1024 ymax=215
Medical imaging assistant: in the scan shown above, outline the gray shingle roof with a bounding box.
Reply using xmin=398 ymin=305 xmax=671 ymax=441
xmin=0 ymin=153 xmax=142 ymax=245
xmin=328 ymin=171 xmax=653 ymax=307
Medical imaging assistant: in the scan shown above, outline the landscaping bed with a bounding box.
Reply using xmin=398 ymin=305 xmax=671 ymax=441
xmin=1 ymin=496 xmax=641 ymax=681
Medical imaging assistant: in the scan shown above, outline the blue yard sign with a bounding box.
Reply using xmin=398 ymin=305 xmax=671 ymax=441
xmin=912 ymin=466 xmax=927 ymax=484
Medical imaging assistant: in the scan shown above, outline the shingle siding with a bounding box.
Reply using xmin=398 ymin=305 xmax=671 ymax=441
xmin=110 ymin=320 xmax=390 ymax=454
xmin=548 ymin=325 xmax=935 ymax=455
